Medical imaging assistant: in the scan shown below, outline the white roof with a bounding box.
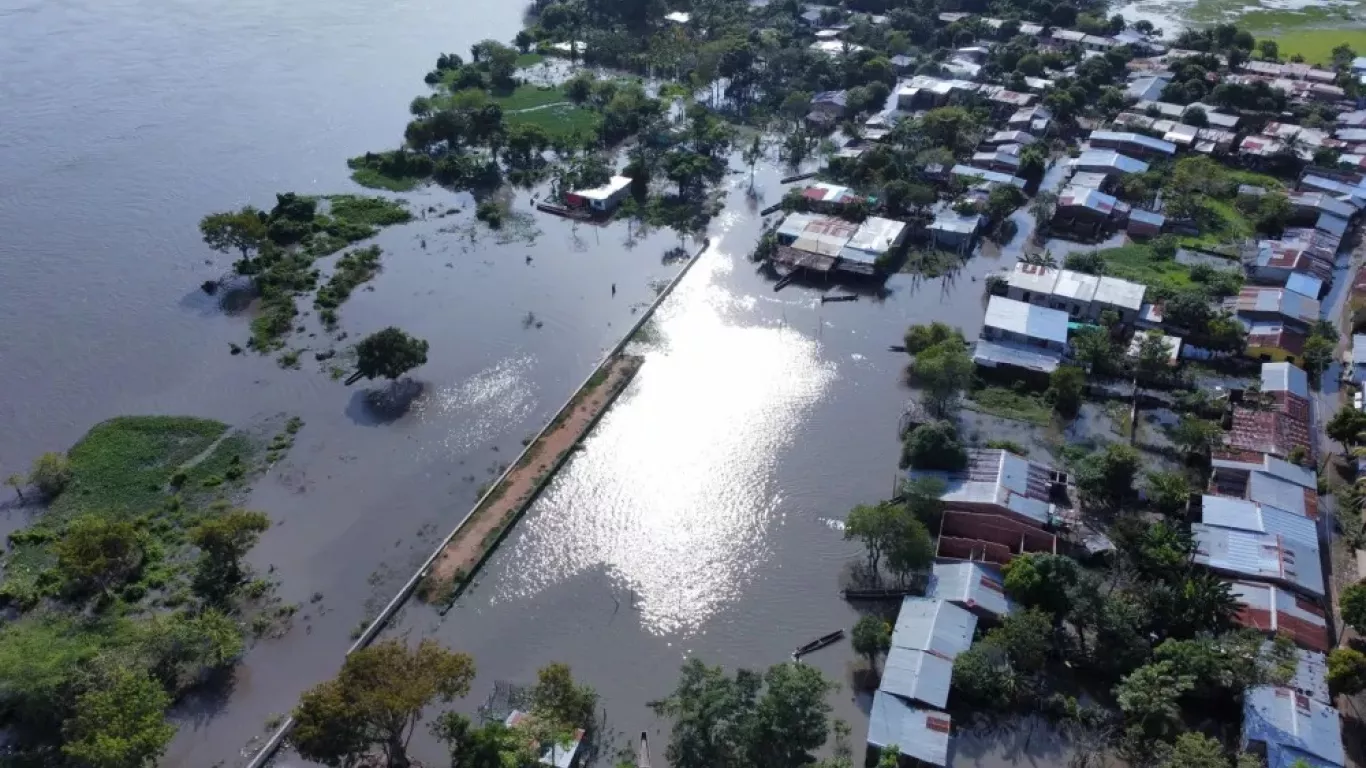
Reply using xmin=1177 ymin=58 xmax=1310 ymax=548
xmin=663 ymin=11 xmax=691 ymax=22
xmin=1094 ymin=276 xmax=1146 ymax=310
xmin=928 ymin=561 xmax=1013 ymax=617
xmin=1052 ymin=269 xmax=1100 ymax=302
xmin=1199 ymin=495 xmax=1316 ymax=546
xmin=891 ymin=597 xmax=977 ymax=659
xmin=984 ymin=296 xmax=1069 ymax=345
xmin=1007 ymin=262 xmax=1059 ymax=293
xmin=1248 ymin=472 xmax=1311 ymax=518
xmin=574 ymin=175 xmax=633 ymax=200
xmin=1262 ymin=362 xmax=1310 ymax=399
xmin=844 ymin=216 xmax=906 ymax=255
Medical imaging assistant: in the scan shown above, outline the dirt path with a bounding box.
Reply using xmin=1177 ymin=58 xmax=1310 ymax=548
xmin=423 ymin=354 xmax=642 ymax=598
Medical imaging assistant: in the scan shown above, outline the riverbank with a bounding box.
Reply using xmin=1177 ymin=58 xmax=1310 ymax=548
xmin=419 ymin=352 xmax=643 ymax=604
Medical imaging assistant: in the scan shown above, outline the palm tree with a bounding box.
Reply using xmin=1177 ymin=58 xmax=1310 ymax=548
xmin=1022 ymin=250 xmax=1058 ymax=268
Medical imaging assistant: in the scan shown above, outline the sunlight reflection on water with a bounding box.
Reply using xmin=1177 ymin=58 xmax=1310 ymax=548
xmin=414 ymin=355 xmax=537 ymax=456
xmin=488 ymin=252 xmax=837 ymax=635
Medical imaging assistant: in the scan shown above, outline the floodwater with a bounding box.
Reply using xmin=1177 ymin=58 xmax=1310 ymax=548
xmin=2 ymin=1 xmax=1099 ymax=767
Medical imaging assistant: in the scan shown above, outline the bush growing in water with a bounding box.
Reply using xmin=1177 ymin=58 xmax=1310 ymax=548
xmin=475 ymin=201 xmax=505 ymax=228
xmin=29 ymin=452 xmax=73 ymax=499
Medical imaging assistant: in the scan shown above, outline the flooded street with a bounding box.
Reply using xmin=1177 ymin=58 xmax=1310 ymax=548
xmin=3 ymin=1 xmax=1090 ymax=766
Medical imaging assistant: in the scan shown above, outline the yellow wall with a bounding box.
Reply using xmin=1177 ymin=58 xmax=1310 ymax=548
xmin=1244 ymin=344 xmax=1295 ymax=364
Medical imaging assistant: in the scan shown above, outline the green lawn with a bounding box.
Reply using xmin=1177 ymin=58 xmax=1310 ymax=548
xmin=1178 ymin=197 xmax=1254 ymax=251
xmin=492 ymin=84 xmax=570 ymax=111
xmin=1274 ymin=28 xmax=1366 ymax=65
xmin=515 ymin=52 xmax=546 ymax=68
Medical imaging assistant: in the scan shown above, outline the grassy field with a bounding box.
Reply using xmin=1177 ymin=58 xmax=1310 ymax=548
xmin=492 ymin=83 xmax=570 ymax=111
xmin=506 ymin=103 xmax=603 ymax=140
xmin=349 ymin=167 xmax=423 ymax=192
xmin=1094 ymin=244 xmax=1195 ymax=291
xmin=1179 ymin=197 xmax=1254 ymax=251
xmin=1274 ymin=28 xmax=1366 ymax=66
xmin=966 ymin=386 xmax=1053 ymax=425
xmin=515 ymin=52 xmax=545 ymax=68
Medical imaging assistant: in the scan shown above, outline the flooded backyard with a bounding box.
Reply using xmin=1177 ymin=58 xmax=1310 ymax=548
xmin=3 ymin=1 xmax=1175 ymax=767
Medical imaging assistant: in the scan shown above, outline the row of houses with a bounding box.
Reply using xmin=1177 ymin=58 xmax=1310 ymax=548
xmin=771 ymin=210 xmax=909 ymax=277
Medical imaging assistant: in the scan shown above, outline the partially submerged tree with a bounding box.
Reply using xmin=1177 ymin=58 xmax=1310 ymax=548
xmin=651 ymin=658 xmax=834 ymax=768
xmin=292 ymin=639 xmax=476 ymax=768
xmin=4 ymin=473 xmax=25 ymax=503
xmin=851 ymin=615 xmax=891 ymax=672
xmin=199 ymin=206 xmax=269 ymax=260
xmin=352 ymin=327 xmax=430 ymax=385
xmin=61 ymin=667 xmax=175 ymax=768
xmin=188 ymin=506 xmax=270 ymax=602
xmin=909 ymin=340 xmax=972 ymax=416
xmin=901 ymin=421 xmax=967 ymax=471
xmin=1048 ymin=365 xmax=1086 ymax=417
xmin=53 ymin=516 xmax=147 ymax=598
xmin=29 ymin=451 xmax=73 ymax=499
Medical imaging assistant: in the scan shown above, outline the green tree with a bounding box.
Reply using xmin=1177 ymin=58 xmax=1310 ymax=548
xmin=885 ymin=515 xmax=934 ymax=585
xmin=1070 ymin=327 xmax=1119 ymax=374
xmin=1134 ymin=331 xmax=1172 ymax=388
xmin=986 ymin=608 xmax=1051 ymax=673
xmin=29 ymin=451 xmax=73 ymax=499
xmin=1075 ymin=443 xmax=1140 ymax=504
xmin=53 ymin=515 xmax=147 ymax=598
xmin=1145 ymin=470 xmax=1191 ymax=517
xmin=1327 ymin=404 xmax=1366 ymax=448
xmin=845 ymin=502 xmax=900 ymax=572
xmin=472 ymin=39 xmax=519 ymax=87
xmin=909 ymin=340 xmax=972 ymax=416
xmin=1328 ymin=647 xmax=1366 ymax=695
xmin=951 ymin=642 xmax=1018 ymax=707
xmin=903 ymin=322 xmax=964 ymax=355
xmin=432 ymin=714 xmax=531 ymax=767
xmin=1341 ymin=581 xmax=1366 ymax=633
xmin=1257 ymin=39 xmax=1279 ymax=61
xmin=61 ymin=667 xmax=174 ymax=768
xmin=531 ymin=662 xmax=596 ymax=738
xmin=1116 ymin=661 xmax=1192 ymax=738
xmin=138 ymin=609 xmax=245 ymax=693
xmin=851 ymin=615 xmax=891 ymax=671
xmin=743 ymin=135 xmax=764 ymax=188
xmin=901 ymin=421 xmax=967 ymax=471
xmin=1172 ymin=416 xmax=1223 ymax=459
xmin=354 ymin=327 xmax=430 ymax=383
xmin=1049 ymin=366 xmax=1086 ymax=417
xmin=1159 ymin=732 xmax=1231 ymax=768
xmin=902 ymin=476 xmax=945 ymax=528
xmin=199 ymin=207 xmax=269 ymax=260
xmin=188 ymin=506 xmax=270 ymax=602
xmin=663 ymin=149 xmax=715 ymax=198
xmin=1303 ymin=334 xmax=1333 ymax=386
xmin=651 ymin=659 xmax=834 ymax=768
xmin=1002 ymin=553 xmax=1079 ymax=622
xmin=292 ymin=639 xmax=476 ymax=768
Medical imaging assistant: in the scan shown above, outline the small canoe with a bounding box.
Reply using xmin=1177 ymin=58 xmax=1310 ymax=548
xmin=792 ymin=629 xmax=845 ymax=659
xmin=638 ymin=732 xmax=651 ymax=768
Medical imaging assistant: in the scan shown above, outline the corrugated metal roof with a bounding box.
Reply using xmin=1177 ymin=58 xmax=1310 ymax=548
xmin=1200 ymin=495 xmax=1317 ymax=546
xmin=1007 ymin=262 xmax=1059 ymax=293
xmin=1052 ymin=270 xmax=1100 ymax=302
xmin=1285 ymin=273 xmax=1324 ymax=299
xmin=985 ymin=296 xmax=1069 ymax=345
xmin=928 ymin=562 xmax=1012 ymax=618
xmin=950 ymin=164 xmax=1027 ymax=188
xmin=1074 ymin=148 xmax=1149 ymax=175
xmin=1262 ymin=362 xmax=1311 ymax=399
xmin=891 ymin=598 xmax=977 ymax=659
xmin=1058 ymin=185 xmax=1118 ymax=214
xmin=1248 ymin=471 xmax=1315 ymax=520
xmin=1090 ymin=130 xmax=1177 ymax=154
xmin=972 ymin=339 xmax=1063 ymax=373
xmin=1095 ymin=276 xmax=1146 ymax=310
xmin=1231 ymin=580 xmax=1330 ymax=653
xmin=1195 ymin=526 xmax=1324 ymax=598
xmin=1262 ymin=643 xmax=1330 ymax=704
xmin=1243 ymin=686 xmax=1345 ymax=768
xmin=867 ymin=690 xmax=951 ymax=766
xmin=880 ymin=646 xmax=953 ymax=708
xmin=908 ymin=449 xmax=1058 ymax=526
xmin=930 ymin=210 xmax=982 ymax=235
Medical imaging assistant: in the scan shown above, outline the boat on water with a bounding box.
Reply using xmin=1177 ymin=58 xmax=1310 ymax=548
xmin=791 ymin=629 xmax=845 ymax=660
xmin=638 ymin=732 xmax=651 ymax=768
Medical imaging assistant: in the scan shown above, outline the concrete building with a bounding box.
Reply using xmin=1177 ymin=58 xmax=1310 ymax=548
xmin=565 ymin=175 xmax=633 ymax=213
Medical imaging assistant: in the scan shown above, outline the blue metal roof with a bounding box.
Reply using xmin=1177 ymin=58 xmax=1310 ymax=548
xmin=867 ymin=691 xmax=951 ymax=766
xmin=1243 ymin=686 xmax=1344 ymax=768
xmin=891 ymin=598 xmax=977 ymax=659
xmin=1286 ymin=272 xmax=1324 ymax=299
xmin=927 ymin=561 xmax=1014 ymax=618
xmin=880 ymin=646 xmax=953 ymax=708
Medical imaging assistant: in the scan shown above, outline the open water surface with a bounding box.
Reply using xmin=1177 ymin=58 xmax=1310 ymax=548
xmin=2 ymin=1 xmax=1101 ymax=765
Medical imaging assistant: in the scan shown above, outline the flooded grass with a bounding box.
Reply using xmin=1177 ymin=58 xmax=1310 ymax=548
xmin=966 ymin=385 xmax=1054 ymax=426
xmin=505 ymin=103 xmax=602 ymax=140
xmin=491 ymin=83 xmax=569 ymax=111
xmin=347 ymin=166 xmax=424 ymax=192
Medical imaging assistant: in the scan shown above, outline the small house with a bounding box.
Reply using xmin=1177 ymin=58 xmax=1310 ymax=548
xmin=1072 ymin=148 xmax=1149 ymax=176
xmin=928 ymin=209 xmax=981 ymax=253
xmin=982 ymin=296 xmax=1069 ymax=352
xmin=1088 ymin=130 xmax=1177 ymax=158
xmin=565 ymin=175 xmax=633 ymax=213
xmin=1228 ymin=580 xmax=1330 ymax=653
xmin=1245 ymin=323 xmax=1307 ymax=365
